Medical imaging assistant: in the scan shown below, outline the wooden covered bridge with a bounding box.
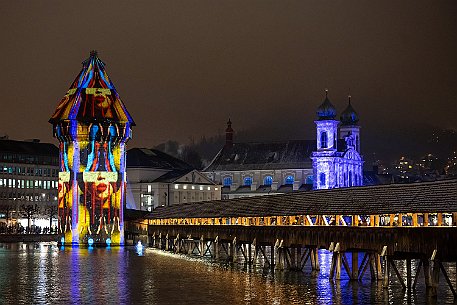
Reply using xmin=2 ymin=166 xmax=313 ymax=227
xmin=144 ymin=179 xmax=457 ymax=298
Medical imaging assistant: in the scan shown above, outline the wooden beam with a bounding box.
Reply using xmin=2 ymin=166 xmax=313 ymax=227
xmin=437 ymin=213 xmax=443 ymax=226
xmin=413 ymin=259 xmax=422 ymax=288
xmin=353 ymin=215 xmax=359 ymax=226
xmin=423 ymin=213 xmax=429 ymax=226
xmin=439 ymin=261 xmax=457 ymax=297
xmin=389 ymin=259 xmax=407 ymax=289
xmin=412 ymin=213 xmax=418 ymax=227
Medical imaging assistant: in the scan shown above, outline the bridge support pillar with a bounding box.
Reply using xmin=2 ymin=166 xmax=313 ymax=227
xmin=214 ymin=237 xmax=220 ymax=260
xmin=383 ymin=256 xmax=390 ymax=288
xmin=232 ymin=238 xmax=237 ymax=263
xmin=310 ymin=247 xmax=319 ymax=271
xmin=352 ymin=252 xmax=359 ymax=280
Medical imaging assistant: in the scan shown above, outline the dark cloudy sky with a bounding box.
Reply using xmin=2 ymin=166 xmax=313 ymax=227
xmin=1 ymin=1 xmax=456 ymax=160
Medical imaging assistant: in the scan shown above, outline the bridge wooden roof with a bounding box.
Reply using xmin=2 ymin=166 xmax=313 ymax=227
xmin=146 ymin=179 xmax=457 ymax=219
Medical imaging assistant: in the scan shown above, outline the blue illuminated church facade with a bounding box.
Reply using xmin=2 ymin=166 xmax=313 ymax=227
xmin=311 ymin=90 xmax=363 ymax=190
xmin=203 ymin=89 xmax=363 ymax=198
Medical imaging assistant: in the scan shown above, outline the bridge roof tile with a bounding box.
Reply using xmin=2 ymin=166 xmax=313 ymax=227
xmin=147 ymin=179 xmax=457 ymax=219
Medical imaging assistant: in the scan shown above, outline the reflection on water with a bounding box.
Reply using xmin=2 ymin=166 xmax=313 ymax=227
xmin=0 ymin=243 xmax=455 ymax=305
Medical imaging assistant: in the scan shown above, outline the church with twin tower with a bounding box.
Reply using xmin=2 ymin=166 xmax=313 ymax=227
xmin=311 ymin=90 xmax=364 ymax=190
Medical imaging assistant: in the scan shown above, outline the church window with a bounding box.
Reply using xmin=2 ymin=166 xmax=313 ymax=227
xmin=349 ymin=171 xmax=353 ymax=186
xmin=285 ymin=175 xmax=294 ymax=185
xmin=264 ymin=176 xmax=273 ymax=186
xmin=244 ymin=177 xmax=252 ymax=186
xmin=319 ymin=173 xmax=326 ymax=186
xmin=306 ymin=175 xmax=313 ymax=185
xmin=223 ymin=176 xmax=232 ymax=186
xmin=321 ymin=132 xmax=328 ymax=148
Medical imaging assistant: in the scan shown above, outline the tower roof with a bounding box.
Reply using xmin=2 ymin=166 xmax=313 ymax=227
xmin=49 ymin=51 xmax=135 ymax=125
xmin=226 ymin=119 xmax=233 ymax=133
xmin=316 ymin=89 xmax=337 ymax=120
xmin=340 ymin=95 xmax=359 ymax=125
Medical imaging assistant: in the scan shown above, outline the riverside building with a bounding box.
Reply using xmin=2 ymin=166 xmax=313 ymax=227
xmin=126 ymin=148 xmax=221 ymax=211
xmin=0 ymin=138 xmax=59 ymax=230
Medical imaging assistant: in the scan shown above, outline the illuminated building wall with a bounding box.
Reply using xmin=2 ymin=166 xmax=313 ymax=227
xmin=311 ymin=91 xmax=364 ymax=190
xmin=49 ymin=51 xmax=135 ymax=246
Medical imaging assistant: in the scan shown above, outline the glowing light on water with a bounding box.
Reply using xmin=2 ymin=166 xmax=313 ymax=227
xmin=60 ymin=237 xmax=65 ymax=245
xmin=88 ymin=238 xmax=94 ymax=247
xmin=106 ymin=238 xmax=111 ymax=246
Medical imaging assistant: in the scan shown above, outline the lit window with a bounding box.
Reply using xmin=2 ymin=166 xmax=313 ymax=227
xmin=183 ymin=185 xmax=187 ymax=190
xmin=207 ymin=186 xmax=211 ymax=191
xmin=199 ymin=186 xmax=203 ymax=191
xmin=174 ymin=185 xmax=179 ymax=189
xmin=244 ymin=177 xmax=253 ymax=186
xmin=321 ymin=132 xmax=328 ymax=148
xmin=147 ymin=185 xmax=152 ymax=192
xmin=192 ymin=185 xmax=195 ymax=190
xmin=264 ymin=176 xmax=273 ymax=186
xmin=306 ymin=175 xmax=313 ymax=185
xmin=285 ymin=175 xmax=294 ymax=185
xmin=223 ymin=176 xmax=232 ymax=186
xmin=320 ymin=173 xmax=326 ymax=186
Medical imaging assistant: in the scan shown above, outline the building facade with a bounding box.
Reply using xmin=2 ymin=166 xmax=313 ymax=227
xmin=126 ymin=148 xmax=221 ymax=211
xmin=204 ymin=90 xmax=364 ymax=198
xmin=0 ymin=139 xmax=59 ymax=231
xmin=311 ymin=92 xmax=364 ymax=189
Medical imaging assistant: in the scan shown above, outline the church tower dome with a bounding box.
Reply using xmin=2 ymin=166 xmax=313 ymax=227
xmin=316 ymin=89 xmax=337 ymax=120
xmin=340 ymin=95 xmax=359 ymax=125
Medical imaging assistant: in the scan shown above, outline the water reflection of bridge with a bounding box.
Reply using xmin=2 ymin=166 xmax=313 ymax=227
xmin=144 ymin=180 xmax=457 ymax=299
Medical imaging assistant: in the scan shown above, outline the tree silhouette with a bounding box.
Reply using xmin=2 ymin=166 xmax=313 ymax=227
xmin=20 ymin=204 xmax=40 ymax=232
xmin=45 ymin=205 xmax=58 ymax=233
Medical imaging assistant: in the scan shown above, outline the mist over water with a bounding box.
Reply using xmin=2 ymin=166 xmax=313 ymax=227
xmin=0 ymin=243 xmax=455 ymax=305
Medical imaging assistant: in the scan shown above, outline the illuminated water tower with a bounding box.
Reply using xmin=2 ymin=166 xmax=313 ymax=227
xmin=49 ymin=51 xmax=135 ymax=246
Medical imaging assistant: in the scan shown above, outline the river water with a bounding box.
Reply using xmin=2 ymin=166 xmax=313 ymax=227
xmin=0 ymin=243 xmax=455 ymax=304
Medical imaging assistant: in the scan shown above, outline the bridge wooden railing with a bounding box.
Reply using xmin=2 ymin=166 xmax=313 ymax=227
xmin=148 ymin=212 xmax=457 ymax=227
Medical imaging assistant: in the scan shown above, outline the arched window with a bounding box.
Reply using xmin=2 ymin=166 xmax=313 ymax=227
xmin=263 ymin=176 xmax=273 ymax=186
xmin=285 ymin=175 xmax=294 ymax=185
xmin=223 ymin=176 xmax=232 ymax=187
xmin=306 ymin=175 xmax=313 ymax=185
xmin=349 ymin=171 xmax=352 ymax=186
xmin=244 ymin=177 xmax=252 ymax=186
xmin=320 ymin=173 xmax=326 ymax=187
xmin=321 ymin=132 xmax=328 ymax=148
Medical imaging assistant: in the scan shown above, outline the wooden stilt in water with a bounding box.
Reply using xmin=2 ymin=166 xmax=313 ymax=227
xmin=232 ymin=237 xmax=237 ymax=263
xmin=383 ymin=256 xmax=390 ymax=289
xmin=270 ymin=244 xmax=275 ymax=270
xmin=423 ymin=259 xmax=432 ymax=288
xmin=390 ymin=259 xmax=407 ymax=290
xmin=438 ymin=261 xmax=457 ymax=298
xmin=214 ymin=236 xmax=219 ymax=260
xmin=413 ymin=259 xmax=423 ymax=289
xmin=406 ymin=259 xmax=412 ymax=290
xmin=352 ymin=252 xmax=359 ymax=280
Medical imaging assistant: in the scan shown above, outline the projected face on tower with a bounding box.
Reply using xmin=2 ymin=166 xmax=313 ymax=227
xmin=50 ymin=52 xmax=134 ymax=246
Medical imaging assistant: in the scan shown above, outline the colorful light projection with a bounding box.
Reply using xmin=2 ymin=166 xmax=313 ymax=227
xmin=51 ymin=51 xmax=135 ymax=246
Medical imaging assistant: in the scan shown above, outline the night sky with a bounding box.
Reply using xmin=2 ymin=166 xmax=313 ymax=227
xmin=1 ymin=1 xmax=456 ymax=161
